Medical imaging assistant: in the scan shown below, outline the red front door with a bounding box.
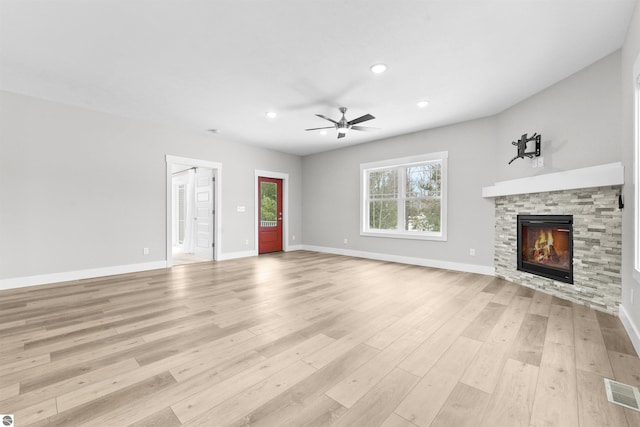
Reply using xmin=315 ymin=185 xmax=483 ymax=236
xmin=258 ymin=177 xmax=283 ymax=253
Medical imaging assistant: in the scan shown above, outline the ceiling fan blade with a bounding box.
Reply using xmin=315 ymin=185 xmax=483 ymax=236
xmin=316 ymin=114 xmax=338 ymax=124
xmin=347 ymin=114 xmax=375 ymax=125
xmin=351 ymin=126 xmax=379 ymax=131
xmin=305 ymin=126 xmax=335 ymax=131
xmin=337 ymin=132 xmax=346 ymax=139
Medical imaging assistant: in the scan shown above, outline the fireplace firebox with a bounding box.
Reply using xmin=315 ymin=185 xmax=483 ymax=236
xmin=517 ymin=215 xmax=573 ymax=284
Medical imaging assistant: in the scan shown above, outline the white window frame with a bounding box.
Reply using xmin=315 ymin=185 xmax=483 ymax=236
xmin=360 ymin=151 xmax=448 ymax=241
xmin=634 ymin=53 xmax=640 ymax=282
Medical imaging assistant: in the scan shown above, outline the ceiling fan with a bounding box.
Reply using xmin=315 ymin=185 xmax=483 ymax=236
xmin=305 ymin=107 xmax=377 ymax=139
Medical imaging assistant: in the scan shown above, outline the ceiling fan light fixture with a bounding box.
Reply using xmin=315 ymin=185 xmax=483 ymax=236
xmin=417 ymin=100 xmax=430 ymax=108
xmin=370 ymin=63 xmax=387 ymax=74
xmin=337 ymin=126 xmax=349 ymax=134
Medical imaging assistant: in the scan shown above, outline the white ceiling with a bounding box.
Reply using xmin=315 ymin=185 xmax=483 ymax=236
xmin=0 ymin=0 xmax=635 ymax=156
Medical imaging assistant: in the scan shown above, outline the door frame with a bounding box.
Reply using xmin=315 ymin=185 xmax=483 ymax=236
xmin=166 ymin=155 xmax=222 ymax=267
xmin=255 ymin=169 xmax=289 ymax=253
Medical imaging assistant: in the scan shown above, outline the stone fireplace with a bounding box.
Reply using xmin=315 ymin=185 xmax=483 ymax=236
xmin=483 ymin=163 xmax=624 ymax=314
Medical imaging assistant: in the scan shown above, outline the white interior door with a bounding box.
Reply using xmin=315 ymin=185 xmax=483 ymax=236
xmin=193 ymin=168 xmax=214 ymax=260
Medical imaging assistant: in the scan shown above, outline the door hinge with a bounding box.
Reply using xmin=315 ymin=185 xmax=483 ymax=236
xmin=212 ymin=243 xmax=215 ymax=248
xmin=212 ymin=209 xmax=215 ymax=215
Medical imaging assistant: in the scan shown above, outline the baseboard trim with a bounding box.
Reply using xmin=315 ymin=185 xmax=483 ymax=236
xmin=301 ymin=245 xmax=495 ymax=276
xmin=619 ymin=304 xmax=640 ymax=356
xmin=0 ymin=248 xmax=495 ymax=291
xmin=0 ymin=261 xmax=167 ymax=291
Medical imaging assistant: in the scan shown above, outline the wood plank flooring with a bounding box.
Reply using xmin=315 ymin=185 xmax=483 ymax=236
xmin=1 ymin=250 xmax=638 ymax=426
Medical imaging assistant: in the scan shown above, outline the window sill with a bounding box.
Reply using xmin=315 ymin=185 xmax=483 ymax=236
xmin=361 ymin=231 xmax=447 ymax=242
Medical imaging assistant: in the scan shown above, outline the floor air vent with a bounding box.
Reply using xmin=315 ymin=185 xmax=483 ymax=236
xmin=604 ymin=378 xmax=640 ymax=411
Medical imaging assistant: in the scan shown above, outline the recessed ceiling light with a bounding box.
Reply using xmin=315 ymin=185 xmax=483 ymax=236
xmin=207 ymin=128 xmax=220 ymax=134
xmin=417 ymin=100 xmax=430 ymax=108
xmin=265 ymin=111 xmax=277 ymax=119
xmin=320 ymin=130 xmax=328 ymax=136
xmin=370 ymin=64 xmax=387 ymax=74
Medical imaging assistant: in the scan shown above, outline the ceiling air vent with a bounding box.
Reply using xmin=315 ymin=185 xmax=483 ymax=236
xmin=604 ymin=378 xmax=640 ymax=411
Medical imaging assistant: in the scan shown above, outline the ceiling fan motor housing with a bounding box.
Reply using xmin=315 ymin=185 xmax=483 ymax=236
xmin=304 ymin=107 xmax=376 ymax=139
xmin=337 ymin=107 xmax=350 ymax=133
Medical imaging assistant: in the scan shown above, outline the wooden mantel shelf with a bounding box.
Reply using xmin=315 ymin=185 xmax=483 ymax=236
xmin=482 ymin=162 xmax=624 ymax=198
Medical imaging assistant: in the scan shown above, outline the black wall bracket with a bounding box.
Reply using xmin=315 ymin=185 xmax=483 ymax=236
xmin=508 ymin=133 xmax=541 ymax=165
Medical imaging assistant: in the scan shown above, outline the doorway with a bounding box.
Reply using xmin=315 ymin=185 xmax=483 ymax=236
xmin=166 ymin=155 xmax=221 ymax=267
xmin=255 ymin=170 xmax=289 ymax=255
xmin=258 ymin=176 xmax=283 ymax=253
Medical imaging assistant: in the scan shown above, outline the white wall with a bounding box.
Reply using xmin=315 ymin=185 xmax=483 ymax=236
xmin=496 ymin=50 xmax=622 ymax=181
xmin=302 ymin=117 xmax=498 ymax=273
xmin=621 ymin=0 xmax=640 ymax=350
xmin=0 ymin=91 xmax=302 ymax=283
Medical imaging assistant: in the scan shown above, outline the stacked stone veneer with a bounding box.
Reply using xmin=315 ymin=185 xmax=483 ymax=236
xmin=495 ymin=185 xmax=622 ymax=314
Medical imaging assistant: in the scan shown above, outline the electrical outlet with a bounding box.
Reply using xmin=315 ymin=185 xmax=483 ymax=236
xmin=292 ymin=235 xmax=296 ymax=241
xmin=344 ymin=238 xmax=348 ymax=244
xmin=531 ymin=157 xmax=544 ymax=168
xmin=143 ymin=248 xmax=149 ymax=255
xmin=469 ymin=248 xmax=475 ymax=256
xmin=245 ymin=239 xmax=249 ymax=245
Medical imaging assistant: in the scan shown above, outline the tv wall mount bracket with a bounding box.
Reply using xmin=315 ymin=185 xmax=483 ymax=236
xmin=508 ymin=133 xmax=541 ymax=165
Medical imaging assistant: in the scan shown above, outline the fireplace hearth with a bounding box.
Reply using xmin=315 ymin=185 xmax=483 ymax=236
xmin=517 ymin=215 xmax=573 ymax=284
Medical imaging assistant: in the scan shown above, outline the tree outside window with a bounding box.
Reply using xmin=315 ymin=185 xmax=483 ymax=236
xmin=368 ymin=169 xmax=398 ymax=230
xmin=405 ymin=163 xmax=441 ymax=232
xmin=260 ymin=182 xmax=277 ymax=222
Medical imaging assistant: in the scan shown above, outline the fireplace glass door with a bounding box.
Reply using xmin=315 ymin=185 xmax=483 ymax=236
xmin=517 ymin=215 xmax=573 ymax=284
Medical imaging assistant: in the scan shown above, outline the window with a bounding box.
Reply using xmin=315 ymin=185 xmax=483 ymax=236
xmin=260 ymin=181 xmax=278 ymax=227
xmin=361 ymin=152 xmax=448 ymax=241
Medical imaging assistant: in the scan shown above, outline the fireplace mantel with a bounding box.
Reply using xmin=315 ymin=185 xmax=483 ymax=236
xmin=482 ymin=162 xmax=624 ymax=198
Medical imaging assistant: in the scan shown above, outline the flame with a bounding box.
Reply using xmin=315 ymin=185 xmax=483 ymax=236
xmin=532 ymin=229 xmax=556 ymax=262
xmin=525 ymin=227 xmax=569 ymax=268
xmin=534 ymin=230 xmax=554 ymax=248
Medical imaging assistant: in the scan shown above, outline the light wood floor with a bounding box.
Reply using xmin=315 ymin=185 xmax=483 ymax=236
xmin=1 ymin=251 xmax=639 ymax=426
xmin=172 ymin=247 xmax=209 ymax=266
